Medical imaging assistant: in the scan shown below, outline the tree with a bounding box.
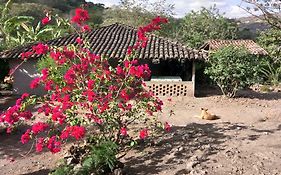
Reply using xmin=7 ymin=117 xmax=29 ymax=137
xmin=205 ymin=46 xmax=261 ymax=97
xmin=103 ymin=0 xmax=174 ymax=27
xmin=257 ymin=28 xmax=281 ymax=85
xmin=179 ymin=6 xmax=239 ymax=48
xmin=241 ymin=0 xmax=281 ymax=29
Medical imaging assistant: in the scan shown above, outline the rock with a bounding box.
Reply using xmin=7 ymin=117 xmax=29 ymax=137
xmin=186 ymin=156 xmax=199 ymax=170
xmin=189 ymin=169 xmax=207 ymax=175
xmin=178 ymin=146 xmax=184 ymax=152
xmin=113 ymin=168 xmax=123 ymax=175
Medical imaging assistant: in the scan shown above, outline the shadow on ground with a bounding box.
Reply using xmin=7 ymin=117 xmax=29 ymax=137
xmin=196 ymin=86 xmax=281 ymax=100
xmin=0 ymin=124 xmax=37 ymax=159
xmin=236 ymin=89 xmax=281 ymax=100
xmin=21 ymin=169 xmax=50 ymax=175
xmin=124 ymin=122 xmax=248 ymax=174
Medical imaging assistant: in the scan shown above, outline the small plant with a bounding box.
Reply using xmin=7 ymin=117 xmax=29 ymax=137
xmin=259 ymin=60 xmax=281 ymax=86
xmin=205 ymin=46 xmax=262 ymax=97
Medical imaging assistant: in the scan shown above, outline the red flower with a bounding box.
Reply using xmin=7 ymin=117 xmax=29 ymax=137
xmin=64 ymin=68 xmax=76 ymax=85
xmin=61 ymin=126 xmax=85 ymax=140
xmin=139 ymin=129 xmax=148 ymax=139
xmin=120 ymin=127 xmax=128 ymax=136
xmin=127 ymin=46 xmax=133 ymax=55
xmin=87 ymin=80 xmax=95 ymax=89
xmin=52 ymin=111 xmax=66 ymax=124
xmin=32 ymin=43 xmax=49 ymax=55
xmin=32 ymin=122 xmax=49 ymax=135
xmin=21 ymin=129 xmax=31 ymax=144
xmin=120 ymin=89 xmax=131 ymax=101
xmin=47 ymin=136 xmax=61 ymax=153
xmin=36 ymin=137 xmax=45 ymax=152
xmin=164 ymin=122 xmax=171 ymax=132
xmin=76 ymin=37 xmax=83 ymax=44
xmin=44 ymin=80 xmax=54 ymax=91
xmin=30 ymin=77 xmax=41 ymax=89
xmin=93 ymin=116 xmax=103 ymax=125
xmin=82 ymin=25 xmax=90 ymax=32
xmin=41 ymin=16 xmax=51 ymax=25
xmin=60 ymin=129 xmax=70 ymax=140
xmin=41 ymin=68 xmax=49 ymax=81
xmin=70 ymin=126 xmax=85 ymax=140
xmin=63 ymin=47 xmax=75 ymax=59
xmin=116 ymin=66 xmax=124 ymax=75
xmin=19 ymin=111 xmax=33 ymax=120
xmin=20 ymin=51 xmax=33 ymax=60
xmin=71 ymin=8 xmax=89 ymax=25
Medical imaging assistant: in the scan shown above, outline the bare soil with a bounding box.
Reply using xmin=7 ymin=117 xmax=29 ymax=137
xmin=1 ymin=88 xmax=281 ymax=175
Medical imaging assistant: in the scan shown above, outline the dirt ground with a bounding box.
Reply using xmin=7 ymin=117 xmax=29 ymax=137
xmin=1 ymin=88 xmax=281 ymax=175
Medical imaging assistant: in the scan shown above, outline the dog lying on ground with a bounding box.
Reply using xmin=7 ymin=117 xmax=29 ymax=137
xmin=197 ymin=108 xmax=220 ymax=120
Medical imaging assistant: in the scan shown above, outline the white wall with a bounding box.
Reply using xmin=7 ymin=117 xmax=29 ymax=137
xmin=10 ymin=59 xmax=45 ymax=96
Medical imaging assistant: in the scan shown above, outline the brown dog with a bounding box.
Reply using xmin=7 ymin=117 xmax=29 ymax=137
xmin=199 ymin=108 xmax=220 ymax=120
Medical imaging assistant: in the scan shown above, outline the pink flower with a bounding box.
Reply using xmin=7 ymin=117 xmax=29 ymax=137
xmin=70 ymin=126 xmax=85 ymax=140
xmin=60 ymin=129 xmax=70 ymax=140
xmin=139 ymin=129 xmax=148 ymax=139
xmin=82 ymin=25 xmax=90 ymax=32
xmin=120 ymin=89 xmax=130 ymax=101
xmin=116 ymin=66 xmax=124 ymax=75
xmin=41 ymin=68 xmax=49 ymax=81
xmin=32 ymin=122 xmax=49 ymax=135
xmin=87 ymin=80 xmax=95 ymax=89
xmin=44 ymin=80 xmax=54 ymax=91
xmin=93 ymin=116 xmax=103 ymax=125
xmin=19 ymin=111 xmax=33 ymax=120
xmin=71 ymin=8 xmax=89 ymax=25
xmin=21 ymin=129 xmax=31 ymax=144
xmin=120 ymin=127 xmax=128 ymax=136
xmin=64 ymin=68 xmax=76 ymax=85
xmin=21 ymin=93 xmax=29 ymax=100
xmin=41 ymin=16 xmax=51 ymax=25
xmin=20 ymin=51 xmax=33 ymax=60
xmin=60 ymin=126 xmax=85 ymax=140
xmin=36 ymin=137 xmax=45 ymax=152
xmin=30 ymin=77 xmax=41 ymax=89
xmin=164 ymin=122 xmax=171 ymax=132
xmin=47 ymin=136 xmax=61 ymax=153
xmin=76 ymin=37 xmax=83 ymax=44
xmin=127 ymin=46 xmax=133 ymax=55
xmin=63 ymin=48 xmax=75 ymax=59
xmin=52 ymin=112 xmax=66 ymax=124
xmin=32 ymin=43 xmax=49 ymax=55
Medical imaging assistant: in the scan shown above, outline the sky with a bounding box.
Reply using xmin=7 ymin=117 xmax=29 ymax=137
xmin=86 ymin=0 xmax=255 ymax=18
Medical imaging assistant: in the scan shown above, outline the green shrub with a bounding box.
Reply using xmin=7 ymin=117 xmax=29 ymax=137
xmin=50 ymin=140 xmax=119 ymax=175
xmin=205 ymin=46 xmax=262 ymax=97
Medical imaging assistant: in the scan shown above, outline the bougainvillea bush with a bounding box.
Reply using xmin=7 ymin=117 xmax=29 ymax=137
xmin=0 ymin=8 xmax=170 ymax=174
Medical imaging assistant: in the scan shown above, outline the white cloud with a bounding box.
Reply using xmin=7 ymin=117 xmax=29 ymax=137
xmin=88 ymin=0 xmax=119 ymax=7
xmin=225 ymin=5 xmax=248 ymax=18
xmin=87 ymin=0 xmax=255 ymax=18
xmin=167 ymin=0 xmax=226 ymax=17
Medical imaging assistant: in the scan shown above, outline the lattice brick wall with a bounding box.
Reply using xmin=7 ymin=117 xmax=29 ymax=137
xmin=146 ymin=82 xmax=194 ymax=97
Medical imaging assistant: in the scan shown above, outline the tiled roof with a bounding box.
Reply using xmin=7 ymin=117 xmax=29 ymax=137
xmin=0 ymin=23 xmax=205 ymax=61
xmin=200 ymin=39 xmax=268 ymax=55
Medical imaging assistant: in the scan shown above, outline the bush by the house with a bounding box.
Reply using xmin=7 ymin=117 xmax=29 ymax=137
xmin=205 ymin=46 xmax=261 ymax=97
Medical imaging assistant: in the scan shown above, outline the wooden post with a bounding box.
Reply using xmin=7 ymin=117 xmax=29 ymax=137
xmin=192 ymin=61 xmax=196 ymax=97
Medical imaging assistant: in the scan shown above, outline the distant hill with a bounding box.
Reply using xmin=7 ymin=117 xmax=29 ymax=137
xmin=236 ymin=16 xmax=270 ymax=38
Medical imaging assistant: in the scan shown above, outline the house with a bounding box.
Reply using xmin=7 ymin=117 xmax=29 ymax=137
xmin=200 ymin=39 xmax=268 ymax=56
xmin=0 ymin=23 xmax=206 ymax=96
